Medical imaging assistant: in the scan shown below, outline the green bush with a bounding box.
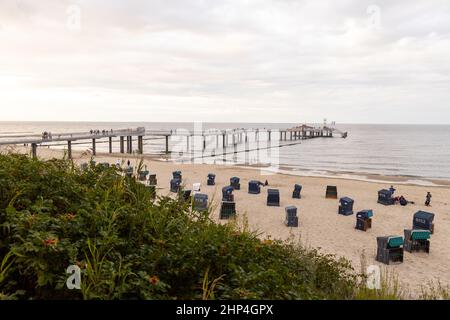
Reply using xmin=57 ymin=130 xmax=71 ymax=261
xmin=0 ymin=154 xmax=359 ymax=300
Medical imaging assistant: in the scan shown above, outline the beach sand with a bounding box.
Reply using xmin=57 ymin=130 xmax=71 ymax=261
xmin=3 ymin=145 xmax=450 ymax=297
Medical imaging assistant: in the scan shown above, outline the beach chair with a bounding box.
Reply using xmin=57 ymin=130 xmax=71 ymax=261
xmin=267 ymin=189 xmax=280 ymax=207
xmin=326 ymin=186 xmax=338 ymax=199
xmin=149 ymin=174 xmax=157 ymax=186
xmin=193 ymin=183 xmax=201 ymax=193
xmin=403 ymin=229 xmax=431 ymax=253
xmin=100 ymin=162 xmax=110 ymax=169
xmin=222 ymin=186 xmax=234 ymax=202
xmin=193 ymin=193 xmax=208 ymax=212
xmin=378 ymin=189 xmax=395 ymax=206
xmin=355 ymin=210 xmax=373 ymax=231
xmin=180 ymin=189 xmax=192 ymax=203
xmin=207 ymin=173 xmax=216 ymax=186
xmin=170 ymin=179 xmax=181 ymax=193
xmin=172 ymin=171 xmax=182 ymax=182
xmin=146 ymin=185 xmax=156 ymax=200
xmin=376 ymin=236 xmax=404 ymax=265
xmin=413 ymin=211 xmax=435 ymax=234
xmin=292 ymin=184 xmax=302 ymax=199
xmin=284 ymin=206 xmax=298 ymax=227
xmin=125 ymin=166 xmax=134 ymax=178
xmin=230 ymin=177 xmax=241 ymax=190
xmin=339 ymin=197 xmax=354 ymax=216
xmin=138 ymin=170 xmax=149 ymax=182
xmin=248 ymin=180 xmax=261 ymax=194
xmin=220 ymin=201 xmax=236 ymax=220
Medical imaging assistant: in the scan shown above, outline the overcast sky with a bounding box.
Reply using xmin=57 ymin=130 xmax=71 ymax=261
xmin=0 ymin=0 xmax=449 ymax=123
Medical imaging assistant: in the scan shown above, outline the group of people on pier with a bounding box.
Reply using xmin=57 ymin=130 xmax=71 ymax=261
xmin=90 ymin=129 xmax=114 ymax=136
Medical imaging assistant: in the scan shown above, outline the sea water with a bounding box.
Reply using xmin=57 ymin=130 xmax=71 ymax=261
xmin=1 ymin=122 xmax=450 ymax=181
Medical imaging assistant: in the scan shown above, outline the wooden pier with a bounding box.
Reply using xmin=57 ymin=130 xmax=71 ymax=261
xmin=0 ymin=124 xmax=346 ymax=159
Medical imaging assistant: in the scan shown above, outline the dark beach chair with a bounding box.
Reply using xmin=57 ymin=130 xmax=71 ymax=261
xmin=326 ymin=185 xmax=338 ymax=199
xmin=230 ymin=177 xmax=241 ymax=190
xmin=220 ymin=201 xmax=236 ymax=220
xmin=403 ymin=229 xmax=431 ymax=253
xmin=146 ymin=185 xmax=156 ymax=200
xmin=138 ymin=170 xmax=149 ymax=182
xmin=100 ymin=162 xmax=110 ymax=168
xmin=126 ymin=166 xmax=134 ymax=178
xmin=267 ymin=189 xmax=280 ymax=207
xmin=292 ymin=184 xmax=302 ymax=199
xmin=170 ymin=178 xmax=181 ymax=193
xmin=207 ymin=173 xmax=216 ymax=186
xmin=149 ymin=174 xmax=157 ymax=186
xmin=339 ymin=197 xmax=354 ymax=216
xmin=284 ymin=206 xmax=298 ymax=227
xmin=355 ymin=210 xmax=373 ymax=231
xmin=413 ymin=211 xmax=435 ymax=234
xmin=180 ymin=189 xmax=192 ymax=203
xmin=172 ymin=171 xmax=182 ymax=182
xmin=248 ymin=180 xmax=261 ymax=194
xmin=378 ymin=189 xmax=395 ymax=206
xmin=376 ymin=236 xmax=404 ymax=265
xmin=193 ymin=193 xmax=208 ymax=212
xmin=222 ymin=186 xmax=234 ymax=202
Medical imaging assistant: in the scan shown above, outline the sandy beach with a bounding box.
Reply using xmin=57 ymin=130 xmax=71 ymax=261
xmin=3 ymin=145 xmax=450 ymax=297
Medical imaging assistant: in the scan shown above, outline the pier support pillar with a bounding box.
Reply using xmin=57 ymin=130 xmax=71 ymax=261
xmin=222 ymin=134 xmax=226 ymax=148
xmin=68 ymin=141 xmax=72 ymax=159
xmin=109 ymin=137 xmax=113 ymax=154
xmin=128 ymin=136 xmax=133 ymax=154
xmin=31 ymin=143 xmax=37 ymax=159
xmin=165 ymin=135 xmax=169 ymax=154
xmin=120 ymin=136 xmax=125 ymax=153
xmin=138 ymin=136 xmax=143 ymax=154
xmin=92 ymin=139 xmax=96 ymax=156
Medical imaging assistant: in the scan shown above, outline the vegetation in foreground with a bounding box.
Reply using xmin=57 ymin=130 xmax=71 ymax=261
xmin=0 ymin=153 xmax=448 ymax=300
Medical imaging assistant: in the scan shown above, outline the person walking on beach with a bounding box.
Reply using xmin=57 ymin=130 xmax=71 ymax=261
xmin=127 ymin=160 xmax=131 ymax=167
xmin=425 ymin=192 xmax=432 ymax=206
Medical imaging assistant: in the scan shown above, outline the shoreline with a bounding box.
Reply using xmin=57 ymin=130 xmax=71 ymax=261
xmin=2 ymin=144 xmax=450 ymax=187
xmin=143 ymin=154 xmax=450 ymax=188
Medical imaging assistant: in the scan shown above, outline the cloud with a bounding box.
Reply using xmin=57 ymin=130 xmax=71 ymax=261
xmin=0 ymin=0 xmax=450 ymax=123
